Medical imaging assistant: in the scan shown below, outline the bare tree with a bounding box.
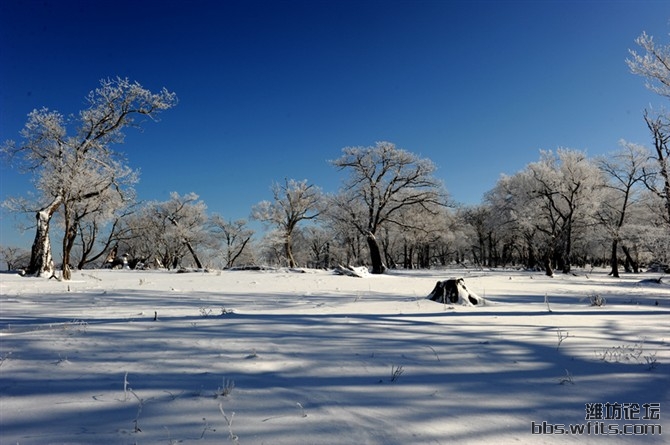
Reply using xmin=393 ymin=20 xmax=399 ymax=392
xmin=2 ymin=77 xmax=176 ymax=278
xmin=330 ymin=141 xmax=446 ymax=274
xmin=251 ymin=179 xmax=323 ymax=268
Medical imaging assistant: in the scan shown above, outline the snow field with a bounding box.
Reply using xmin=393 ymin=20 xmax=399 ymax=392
xmin=1 ymin=268 xmax=668 ymax=444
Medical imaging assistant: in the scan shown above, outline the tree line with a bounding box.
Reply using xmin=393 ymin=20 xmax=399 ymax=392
xmin=2 ymin=30 xmax=670 ymax=279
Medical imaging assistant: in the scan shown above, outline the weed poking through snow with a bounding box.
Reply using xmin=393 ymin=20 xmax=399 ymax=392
xmin=596 ymin=339 xmax=660 ymax=370
xmin=583 ymin=293 xmax=606 ymax=307
xmin=558 ymin=369 xmax=574 ymax=385
xmin=544 ymin=293 xmax=552 ymax=313
xmin=556 ymin=328 xmax=569 ymax=350
xmin=123 ymin=372 xmax=130 ymax=401
xmin=217 ymin=377 xmax=235 ymax=398
xmin=129 ymin=389 xmax=144 ymax=433
xmin=390 ymin=365 xmax=404 ymax=383
xmin=219 ymin=404 xmax=239 ymax=444
xmin=200 ymin=417 xmax=216 ymax=439
xmin=0 ymin=351 xmax=11 ymax=367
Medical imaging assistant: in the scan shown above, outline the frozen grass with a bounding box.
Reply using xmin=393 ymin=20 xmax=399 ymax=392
xmin=0 ymin=267 xmax=668 ymax=444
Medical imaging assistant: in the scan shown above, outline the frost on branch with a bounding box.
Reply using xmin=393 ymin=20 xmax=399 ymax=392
xmin=627 ymin=31 xmax=670 ymax=99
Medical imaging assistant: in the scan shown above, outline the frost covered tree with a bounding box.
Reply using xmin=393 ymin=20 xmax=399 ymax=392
xmin=381 ymin=200 xmax=447 ymax=269
xmin=526 ymin=149 xmax=603 ymax=274
xmin=596 ymin=142 xmax=650 ymax=276
xmin=57 ymin=157 xmax=138 ymax=279
xmin=460 ymin=205 xmax=498 ymax=268
xmin=628 ymin=31 xmax=670 ymax=227
xmin=251 ymin=179 xmax=323 ymax=268
xmin=117 ymin=193 xmax=208 ymax=269
xmin=302 ymin=225 xmax=333 ymax=269
xmin=156 ymin=192 xmax=208 ymax=269
xmin=320 ymin=208 xmax=367 ymax=266
xmin=1 ymin=77 xmax=176 ymax=278
xmin=485 ymin=149 xmax=602 ymax=275
xmin=486 ymin=170 xmax=545 ymax=270
xmin=210 ymin=216 xmax=254 ymax=268
xmin=330 ymin=142 xmax=446 ymax=274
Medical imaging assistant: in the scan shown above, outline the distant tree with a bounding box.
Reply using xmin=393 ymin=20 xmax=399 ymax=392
xmin=486 ymin=149 xmax=602 ymax=275
xmin=0 ymin=246 xmax=31 ymax=271
xmin=1 ymin=77 xmax=176 ymax=278
xmin=527 ymin=149 xmax=603 ymax=274
xmin=461 ymin=205 xmax=494 ymax=268
xmin=330 ymin=142 xmax=446 ymax=274
xmin=485 ymin=172 xmax=540 ymax=269
xmin=251 ymin=179 xmax=323 ymax=268
xmin=156 ymin=192 xmax=208 ymax=269
xmin=302 ymin=225 xmax=333 ymax=269
xmin=384 ymin=200 xmax=445 ymax=269
xmin=321 ymin=208 xmax=366 ymax=266
xmin=210 ymin=216 xmax=254 ymax=268
xmin=255 ymin=229 xmax=287 ymax=266
xmin=431 ymin=208 xmax=464 ymax=267
xmin=117 ymin=193 xmax=208 ymax=269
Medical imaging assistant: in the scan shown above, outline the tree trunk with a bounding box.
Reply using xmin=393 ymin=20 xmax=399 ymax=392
xmin=561 ymin=216 xmax=572 ymax=274
xmin=185 ymin=240 xmax=203 ymax=269
xmin=324 ymin=242 xmax=330 ymax=269
xmin=62 ymin=219 xmax=78 ymax=280
xmin=26 ymin=196 xmax=63 ymax=277
xmin=404 ymin=243 xmax=413 ymax=269
xmin=527 ymin=243 xmax=537 ymax=270
xmin=284 ymin=234 xmax=296 ymax=268
xmin=609 ymin=239 xmax=620 ymax=278
xmin=543 ymin=250 xmax=554 ymax=277
xmin=366 ymin=232 xmax=386 ymax=274
xmin=621 ymin=245 xmax=640 ymax=274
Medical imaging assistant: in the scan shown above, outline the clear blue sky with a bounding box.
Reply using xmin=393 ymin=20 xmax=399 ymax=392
xmin=1 ymin=0 xmax=668 ymax=249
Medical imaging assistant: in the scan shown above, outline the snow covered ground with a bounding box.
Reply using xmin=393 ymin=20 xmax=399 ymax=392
xmin=1 ymin=267 xmax=668 ymax=444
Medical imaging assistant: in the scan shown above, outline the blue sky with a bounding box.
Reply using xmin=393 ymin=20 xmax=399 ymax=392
xmin=1 ymin=0 xmax=668 ymax=249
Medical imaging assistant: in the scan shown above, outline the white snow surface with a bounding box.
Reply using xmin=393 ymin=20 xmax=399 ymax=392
xmin=1 ymin=267 xmax=668 ymax=444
